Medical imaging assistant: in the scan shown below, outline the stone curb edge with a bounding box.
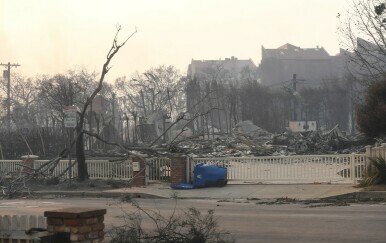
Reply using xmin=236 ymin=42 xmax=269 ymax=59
xmin=323 ymin=191 xmax=386 ymax=200
xmin=25 ymin=190 xmax=386 ymax=201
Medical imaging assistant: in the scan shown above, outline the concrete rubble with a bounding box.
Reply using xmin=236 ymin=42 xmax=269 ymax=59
xmin=272 ymin=125 xmax=374 ymax=155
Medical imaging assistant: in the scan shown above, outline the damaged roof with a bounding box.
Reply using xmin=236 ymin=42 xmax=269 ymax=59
xmin=262 ymin=43 xmax=331 ymax=60
xmin=187 ymin=57 xmax=256 ymax=77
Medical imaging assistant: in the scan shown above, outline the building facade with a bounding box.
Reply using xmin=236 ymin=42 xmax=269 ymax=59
xmin=187 ymin=56 xmax=258 ymax=85
xmin=259 ymin=43 xmax=345 ymax=86
xmin=186 ymin=57 xmax=258 ymax=135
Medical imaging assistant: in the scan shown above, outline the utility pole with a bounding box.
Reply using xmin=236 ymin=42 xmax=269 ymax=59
xmin=0 ymin=62 xmax=20 ymax=130
xmin=292 ymin=74 xmax=297 ymax=121
xmin=292 ymin=74 xmax=297 ymax=92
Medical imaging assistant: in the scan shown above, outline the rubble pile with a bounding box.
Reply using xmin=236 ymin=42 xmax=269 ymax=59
xmin=272 ymin=125 xmax=373 ymax=155
xmin=170 ymin=121 xmax=282 ymax=157
xmin=234 ymin=120 xmax=272 ymax=140
xmin=170 ymin=121 xmax=375 ymax=157
xmin=171 ymin=134 xmax=273 ymax=158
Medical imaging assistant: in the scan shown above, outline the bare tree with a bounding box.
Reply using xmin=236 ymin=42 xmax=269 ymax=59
xmin=339 ymin=0 xmax=386 ymax=85
xmin=37 ymin=71 xmax=96 ymax=129
xmin=115 ymin=65 xmax=185 ymax=119
xmin=75 ymin=25 xmax=137 ymax=181
xmin=0 ymin=73 xmax=39 ymax=128
xmin=86 ymin=82 xmax=118 ymax=151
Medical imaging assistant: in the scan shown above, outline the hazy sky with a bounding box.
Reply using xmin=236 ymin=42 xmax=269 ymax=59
xmin=0 ymin=0 xmax=348 ymax=82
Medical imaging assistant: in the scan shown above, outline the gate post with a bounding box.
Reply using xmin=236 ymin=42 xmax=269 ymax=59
xmin=169 ymin=154 xmax=187 ymax=185
xmin=186 ymin=156 xmax=191 ymax=184
xmin=131 ymin=156 xmax=147 ymax=187
xmin=350 ymin=153 xmax=356 ymax=183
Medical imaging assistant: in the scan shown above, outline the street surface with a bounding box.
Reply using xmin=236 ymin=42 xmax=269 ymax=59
xmin=1 ymin=198 xmax=386 ymax=242
xmin=105 ymin=183 xmax=360 ymax=200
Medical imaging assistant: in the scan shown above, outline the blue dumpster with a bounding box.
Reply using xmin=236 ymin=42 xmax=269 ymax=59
xmin=193 ymin=163 xmax=228 ymax=188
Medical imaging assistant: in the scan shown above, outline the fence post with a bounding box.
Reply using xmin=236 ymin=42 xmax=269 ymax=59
xmin=186 ymin=156 xmax=190 ymax=184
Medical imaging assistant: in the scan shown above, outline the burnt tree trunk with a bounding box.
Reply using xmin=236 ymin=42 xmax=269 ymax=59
xmin=76 ymin=124 xmax=88 ymax=181
xmin=75 ymin=25 xmax=137 ymax=181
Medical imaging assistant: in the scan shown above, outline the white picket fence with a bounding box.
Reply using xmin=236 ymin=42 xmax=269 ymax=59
xmin=0 ymin=214 xmax=46 ymax=242
xmin=191 ymin=154 xmax=367 ymax=184
xmin=0 ymin=154 xmax=369 ymax=184
xmin=0 ymin=161 xmax=23 ymax=177
xmin=0 ymin=160 xmax=133 ymax=180
xmin=367 ymin=143 xmax=386 ymax=159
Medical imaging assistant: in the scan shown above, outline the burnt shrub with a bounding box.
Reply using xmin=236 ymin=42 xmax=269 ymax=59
xmin=356 ymin=80 xmax=386 ymax=137
xmin=108 ymin=201 xmax=234 ymax=243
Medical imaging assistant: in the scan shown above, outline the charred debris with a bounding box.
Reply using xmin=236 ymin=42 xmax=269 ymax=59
xmin=157 ymin=121 xmax=375 ymax=158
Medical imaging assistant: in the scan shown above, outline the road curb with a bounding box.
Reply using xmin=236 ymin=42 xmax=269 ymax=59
xmin=30 ymin=191 xmax=227 ymax=200
xmin=28 ymin=190 xmax=386 ymax=201
xmin=30 ymin=191 xmax=167 ymax=199
xmin=324 ymin=191 xmax=386 ymax=200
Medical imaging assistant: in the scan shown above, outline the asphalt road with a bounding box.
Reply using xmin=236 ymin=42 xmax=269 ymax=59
xmin=1 ymin=198 xmax=386 ymax=243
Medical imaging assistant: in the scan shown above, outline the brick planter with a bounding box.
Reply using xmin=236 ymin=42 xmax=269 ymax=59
xmin=44 ymin=207 xmax=106 ymax=243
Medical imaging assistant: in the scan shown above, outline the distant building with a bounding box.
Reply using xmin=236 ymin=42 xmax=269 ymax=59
xmin=187 ymin=56 xmax=258 ymax=85
xmin=341 ymin=37 xmax=386 ymax=80
xmin=259 ymin=43 xmax=345 ymax=86
xmin=186 ymin=56 xmax=257 ymax=135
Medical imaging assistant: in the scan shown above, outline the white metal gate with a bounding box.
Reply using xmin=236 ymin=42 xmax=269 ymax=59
xmin=190 ymin=154 xmax=366 ymax=184
xmin=146 ymin=157 xmax=171 ymax=183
